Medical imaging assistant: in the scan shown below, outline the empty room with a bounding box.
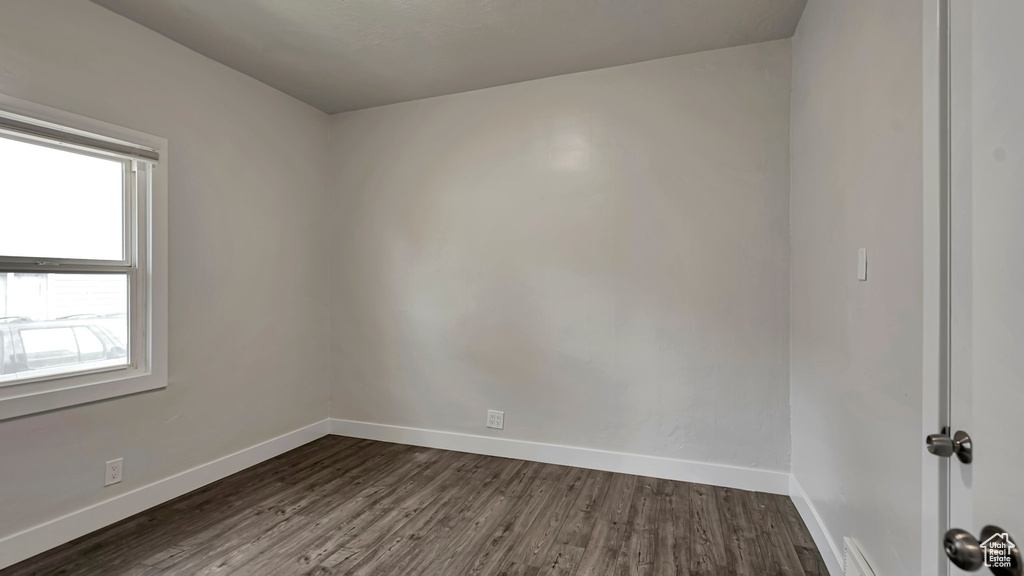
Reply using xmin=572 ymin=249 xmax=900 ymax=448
xmin=0 ymin=1 xmax=1020 ymax=575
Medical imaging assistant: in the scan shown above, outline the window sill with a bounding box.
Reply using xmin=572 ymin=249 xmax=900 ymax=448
xmin=0 ymin=369 xmax=166 ymax=421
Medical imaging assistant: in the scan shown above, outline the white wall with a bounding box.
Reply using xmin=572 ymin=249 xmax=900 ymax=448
xmin=328 ymin=40 xmax=792 ymax=471
xmin=0 ymin=0 xmax=330 ymax=538
xmin=790 ymin=1 xmax=923 ymax=574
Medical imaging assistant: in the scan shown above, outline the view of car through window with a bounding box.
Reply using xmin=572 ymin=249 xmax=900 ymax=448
xmin=0 ymin=273 xmax=129 ymax=385
xmin=0 ymin=132 xmax=134 ymax=387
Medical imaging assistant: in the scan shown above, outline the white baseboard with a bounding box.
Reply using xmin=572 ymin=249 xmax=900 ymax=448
xmin=789 ymin=475 xmax=844 ymax=576
xmin=0 ymin=419 xmax=330 ymax=571
xmin=1 ymin=417 xmax=821 ymax=572
xmin=328 ymin=418 xmax=790 ymax=495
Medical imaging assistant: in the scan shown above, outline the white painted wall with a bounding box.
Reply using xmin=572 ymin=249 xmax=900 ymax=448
xmin=0 ymin=0 xmax=330 ymax=539
xmin=790 ymin=1 xmax=924 ymax=574
xmin=0 ymin=1 xmax=938 ymax=570
xmin=328 ymin=40 xmax=792 ymax=472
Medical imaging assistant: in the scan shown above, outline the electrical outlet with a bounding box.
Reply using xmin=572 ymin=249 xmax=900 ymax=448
xmin=105 ymin=458 xmax=123 ymax=486
xmin=487 ymin=410 xmax=504 ymax=430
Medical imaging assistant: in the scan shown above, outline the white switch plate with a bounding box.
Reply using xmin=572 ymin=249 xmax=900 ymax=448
xmin=857 ymin=248 xmax=868 ymax=281
xmin=486 ymin=410 xmax=504 ymax=430
xmin=105 ymin=458 xmax=123 ymax=486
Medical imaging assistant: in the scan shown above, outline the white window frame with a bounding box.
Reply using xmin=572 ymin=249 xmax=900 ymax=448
xmin=0 ymin=95 xmax=167 ymax=420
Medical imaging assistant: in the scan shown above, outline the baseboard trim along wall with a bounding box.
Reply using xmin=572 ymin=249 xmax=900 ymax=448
xmin=328 ymin=418 xmax=790 ymax=495
xmin=0 ymin=417 xmax=811 ymax=571
xmin=0 ymin=419 xmax=330 ymax=570
xmin=789 ymin=475 xmax=844 ymax=576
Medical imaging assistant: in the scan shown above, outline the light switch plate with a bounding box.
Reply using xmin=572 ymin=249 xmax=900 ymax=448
xmin=857 ymin=248 xmax=868 ymax=281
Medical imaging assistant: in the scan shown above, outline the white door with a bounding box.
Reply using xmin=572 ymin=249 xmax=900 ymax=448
xmin=944 ymin=1 xmax=1024 ymax=574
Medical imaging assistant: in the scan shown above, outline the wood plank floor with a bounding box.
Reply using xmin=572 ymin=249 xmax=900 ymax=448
xmin=2 ymin=436 xmax=828 ymax=576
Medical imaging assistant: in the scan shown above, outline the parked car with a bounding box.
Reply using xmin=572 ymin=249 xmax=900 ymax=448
xmin=0 ymin=316 xmax=127 ymax=384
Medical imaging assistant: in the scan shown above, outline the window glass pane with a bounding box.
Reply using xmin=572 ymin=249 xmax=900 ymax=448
xmin=0 ymin=272 xmax=128 ymax=385
xmin=0 ymin=136 xmax=124 ymax=261
xmin=21 ymin=327 xmax=78 ymax=369
xmin=74 ymin=327 xmax=105 ymax=362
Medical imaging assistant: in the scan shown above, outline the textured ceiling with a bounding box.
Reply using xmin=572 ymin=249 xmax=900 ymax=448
xmin=90 ymin=0 xmax=807 ymax=114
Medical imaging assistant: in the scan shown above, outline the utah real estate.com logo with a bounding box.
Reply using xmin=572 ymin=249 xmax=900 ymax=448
xmin=981 ymin=532 xmax=1017 ymax=570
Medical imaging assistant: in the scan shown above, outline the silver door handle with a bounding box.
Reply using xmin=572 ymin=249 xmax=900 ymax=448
xmin=927 ymin=430 xmax=973 ymax=464
xmin=944 ymin=526 xmax=1021 ymax=575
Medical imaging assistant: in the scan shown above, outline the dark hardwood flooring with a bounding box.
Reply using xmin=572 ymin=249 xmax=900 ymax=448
xmin=2 ymin=436 xmax=828 ymax=575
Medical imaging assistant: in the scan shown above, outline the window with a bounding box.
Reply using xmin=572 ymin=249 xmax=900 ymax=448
xmin=74 ymin=326 xmax=109 ymax=363
xmin=21 ymin=327 xmax=79 ymax=370
xmin=0 ymin=97 xmax=166 ymax=419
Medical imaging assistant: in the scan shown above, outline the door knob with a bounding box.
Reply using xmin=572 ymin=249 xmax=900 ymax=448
xmin=944 ymin=526 xmax=1021 ymax=575
xmin=946 ymin=529 xmax=985 ymax=571
xmin=927 ymin=430 xmax=973 ymax=464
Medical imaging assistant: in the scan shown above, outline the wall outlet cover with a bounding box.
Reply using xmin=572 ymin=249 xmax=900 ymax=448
xmin=105 ymin=458 xmax=123 ymax=487
xmin=487 ymin=410 xmax=504 ymax=430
